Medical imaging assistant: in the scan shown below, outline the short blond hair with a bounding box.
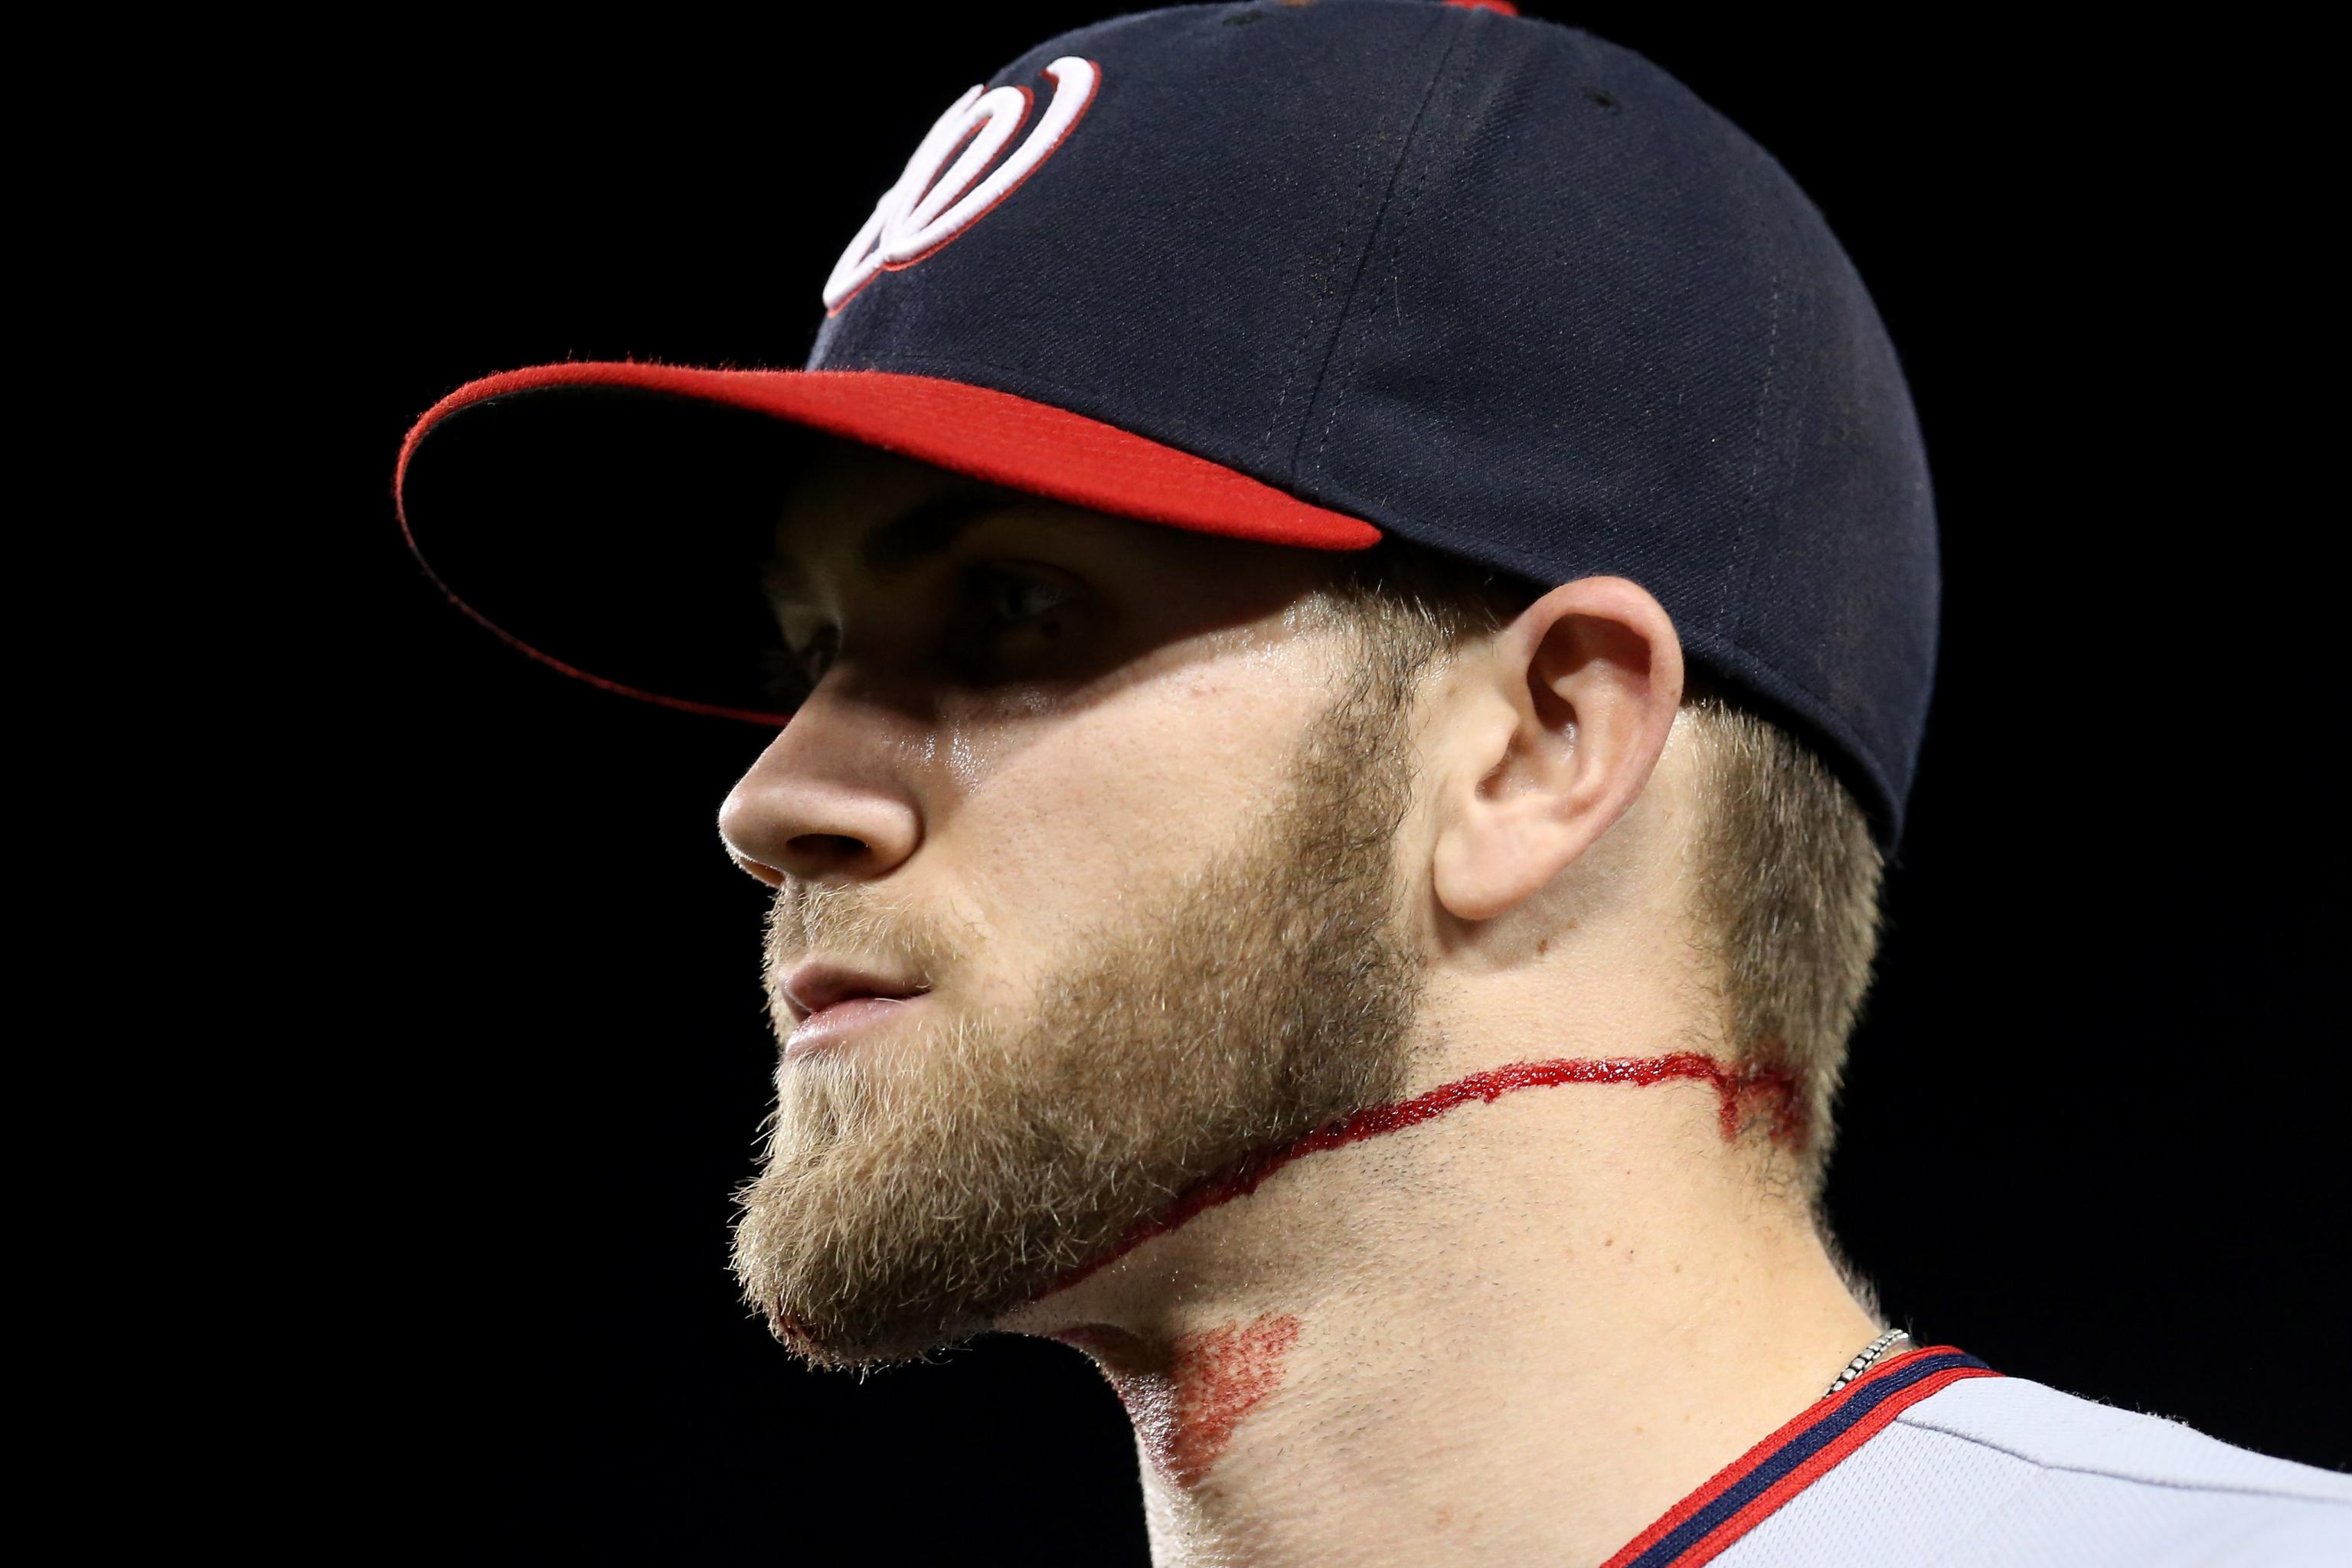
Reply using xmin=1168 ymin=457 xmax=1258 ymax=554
xmin=1315 ymin=535 xmax=1884 ymax=1199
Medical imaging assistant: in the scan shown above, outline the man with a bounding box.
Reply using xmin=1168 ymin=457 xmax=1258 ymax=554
xmin=394 ymin=1 xmax=2350 ymax=1561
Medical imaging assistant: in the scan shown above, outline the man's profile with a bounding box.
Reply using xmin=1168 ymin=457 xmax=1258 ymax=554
xmin=393 ymin=2 xmax=2350 ymax=1561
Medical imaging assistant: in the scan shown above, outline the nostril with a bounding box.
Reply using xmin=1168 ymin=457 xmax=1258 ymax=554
xmin=790 ymin=833 xmax=868 ymax=863
xmin=725 ymin=847 xmax=786 ymax=888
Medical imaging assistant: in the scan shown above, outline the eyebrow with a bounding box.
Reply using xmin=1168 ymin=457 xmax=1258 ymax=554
xmin=762 ymin=489 xmax=1014 ymax=605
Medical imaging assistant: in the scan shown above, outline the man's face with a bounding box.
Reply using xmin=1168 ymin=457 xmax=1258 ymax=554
xmin=722 ymin=442 xmax=1436 ymax=1369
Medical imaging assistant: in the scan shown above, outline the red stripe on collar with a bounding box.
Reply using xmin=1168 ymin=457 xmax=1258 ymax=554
xmin=1599 ymin=1346 xmax=2002 ymax=1568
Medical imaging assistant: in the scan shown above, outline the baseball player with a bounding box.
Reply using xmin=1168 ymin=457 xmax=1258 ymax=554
xmin=393 ymin=2 xmax=2350 ymax=1562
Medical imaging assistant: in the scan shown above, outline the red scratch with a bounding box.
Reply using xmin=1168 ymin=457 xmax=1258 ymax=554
xmin=1050 ymin=1051 xmax=1796 ymax=1296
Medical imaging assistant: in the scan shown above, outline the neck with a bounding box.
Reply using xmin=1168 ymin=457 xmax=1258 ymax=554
xmin=1000 ymin=1045 xmax=1881 ymax=1568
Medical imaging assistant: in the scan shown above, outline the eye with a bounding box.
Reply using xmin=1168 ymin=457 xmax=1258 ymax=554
xmin=973 ymin=565 xmax=1076 ymax=638
xmin=949 ymin=565 xmax=1083 ymax=678
xmin=763 ymin=565 xmax=1080 ymax=704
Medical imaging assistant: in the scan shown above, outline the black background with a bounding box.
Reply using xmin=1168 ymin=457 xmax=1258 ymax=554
xmin=291 ymin=2 xmax=2346 ymax=1559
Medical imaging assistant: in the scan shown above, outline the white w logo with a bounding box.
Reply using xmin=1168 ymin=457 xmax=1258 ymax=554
xmin=823 ymin=57 xmax=1103 ymax=312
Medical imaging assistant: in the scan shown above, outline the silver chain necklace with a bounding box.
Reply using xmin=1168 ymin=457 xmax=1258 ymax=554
xmin=1823 ymin=1328 xmax=1912 ymax=1397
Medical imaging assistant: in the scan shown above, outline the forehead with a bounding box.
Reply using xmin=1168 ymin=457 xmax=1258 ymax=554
xmin=776 ymin=436 xmax=989 ymax=534
xmin=769 ymin=439 xmax=1114 ymax=596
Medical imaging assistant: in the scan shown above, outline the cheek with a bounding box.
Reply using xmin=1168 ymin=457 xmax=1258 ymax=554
xmin=935 ymin=672 xmax=1314 ymax=939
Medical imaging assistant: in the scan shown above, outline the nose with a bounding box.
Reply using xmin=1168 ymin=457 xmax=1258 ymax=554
xmin=718 ymin=706 xmax=923 ymax=887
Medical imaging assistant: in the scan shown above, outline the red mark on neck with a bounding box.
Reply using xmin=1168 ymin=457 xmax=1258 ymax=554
xmin=1060 ymin=1312 xmax=1302 ymax=1487
xmin=1050 ymin=1052 xmax=1796 ymax=1295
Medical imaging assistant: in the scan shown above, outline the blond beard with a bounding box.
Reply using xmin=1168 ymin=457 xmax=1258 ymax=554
xmin=729 ymin=648 xmax=1429 ymax=1370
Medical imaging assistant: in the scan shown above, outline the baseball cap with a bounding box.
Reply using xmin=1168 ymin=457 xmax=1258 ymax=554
xmin=394 ymin=0 xmax=1938 ymax=846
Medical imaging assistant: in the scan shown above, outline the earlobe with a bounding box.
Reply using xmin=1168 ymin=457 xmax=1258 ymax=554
xmin=1430 ymin=577 xmax=1685 ymax=924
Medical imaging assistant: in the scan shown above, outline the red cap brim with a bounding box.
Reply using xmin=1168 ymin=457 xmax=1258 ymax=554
xmin=396 ymin=363 xmax=1383 ymax=724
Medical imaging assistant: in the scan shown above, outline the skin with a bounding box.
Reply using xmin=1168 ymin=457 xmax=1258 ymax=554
xmin=720 ymin=439 xmax=1882 ymax=1567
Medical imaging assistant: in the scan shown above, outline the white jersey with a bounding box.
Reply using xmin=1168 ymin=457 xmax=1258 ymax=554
xmin=1598 ymin=1347 xmax=2350 ymax=1568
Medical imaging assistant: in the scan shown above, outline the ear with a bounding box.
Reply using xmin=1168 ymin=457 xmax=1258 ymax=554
xmin=1430 ymin=576 xmax=1685 ymax=923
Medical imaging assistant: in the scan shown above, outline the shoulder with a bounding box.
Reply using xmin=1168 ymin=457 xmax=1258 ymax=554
xmin=1726 ymin=1374 xmax=2351 ymax=1568
xmin=1891 ymin=1375 xmax=2347 ymax=1502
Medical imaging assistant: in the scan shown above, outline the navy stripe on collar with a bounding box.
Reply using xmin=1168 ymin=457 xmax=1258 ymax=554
xmin=1602 ymin=1347 xmax=2001 ymax=1568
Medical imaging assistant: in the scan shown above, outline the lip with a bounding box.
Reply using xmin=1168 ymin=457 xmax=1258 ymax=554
xmin=781 ymin=960 xmax=928 ymax=1022
xmin=785 ymin=992 xmax=929 ymax=1058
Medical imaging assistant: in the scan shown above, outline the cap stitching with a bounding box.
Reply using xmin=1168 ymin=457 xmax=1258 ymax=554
xmin=1713 ymin=266 xmax=1785 ymax=642
xmin=1254 ymin=21 xmax=1443 ymax=470
xmin=1311 ymin=13 xmax=1489 ymax=478
xmin=1280 ymin=10 xmax=1472 ymax=485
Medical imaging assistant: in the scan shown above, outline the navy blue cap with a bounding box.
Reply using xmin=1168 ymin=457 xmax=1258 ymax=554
xmin=397 ymin=0 xmax=1937 ymax=846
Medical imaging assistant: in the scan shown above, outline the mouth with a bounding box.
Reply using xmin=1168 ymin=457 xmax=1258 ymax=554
xmin=784 ymin=991 xmax=929 ymax=1058
xmin=779 ymin=959 xmax=929 ymax=1023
